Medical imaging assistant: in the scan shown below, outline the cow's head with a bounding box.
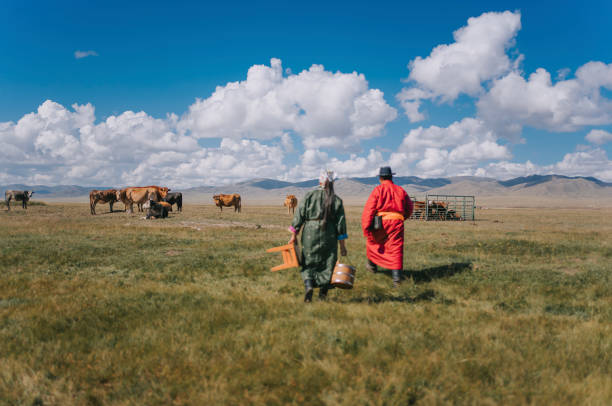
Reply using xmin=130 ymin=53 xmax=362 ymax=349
xmin=115 ymin=189 xmax=122 ymax=201
xmin=27 ymin=191 xmax=34 ymax=198
xmin=213 ymin=195 xmax=220 ymax=201
xmin=158 ymin=187 xmax=169 ymax=199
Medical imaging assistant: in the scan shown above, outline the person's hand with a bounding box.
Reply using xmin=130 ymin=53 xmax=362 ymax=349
xmin=288 ymin=234 xmax=296 ymax=245
xmin=340 ymin=246 xmax=347 ymax=256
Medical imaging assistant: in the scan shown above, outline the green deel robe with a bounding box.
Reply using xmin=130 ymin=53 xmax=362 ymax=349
xmin=290 ymin=187 xmax=348 ymax=287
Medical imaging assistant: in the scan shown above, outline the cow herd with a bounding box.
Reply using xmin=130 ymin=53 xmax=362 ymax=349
xmin=89 ymin=186 xmax=177 ymax=216
xmin=5 ymin=188 xmax=300 ymax=218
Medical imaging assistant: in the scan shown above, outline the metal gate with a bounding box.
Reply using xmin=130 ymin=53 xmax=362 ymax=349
xmin=409 ymin=194 xmax=475 ymax=221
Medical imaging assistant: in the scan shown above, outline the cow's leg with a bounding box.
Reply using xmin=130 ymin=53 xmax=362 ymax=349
xmin=129 ymin=203 xmax=134 ymax=214
xmin=6 ymin=197 xmax=10 ymax=211
xmin=23 ymin=200 xmax=27 ymax=209
xmin=109 ymin=201 xmax=114 ymax=213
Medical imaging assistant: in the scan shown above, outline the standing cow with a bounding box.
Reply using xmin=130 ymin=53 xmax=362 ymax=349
xmin=5 ymin=190 xmax=34 ymax=211
xmin=284 ymin=194 xmax=298 ymax=214
xmin=213 ymin=194 xmax=241 ymax=212
xmin=89 ymin=189 xmax=120 ymax=215
xmin=119 ymin=186 xmax=170 ymax=214
xmin=163 ymin=192 xmax=183 ymax=212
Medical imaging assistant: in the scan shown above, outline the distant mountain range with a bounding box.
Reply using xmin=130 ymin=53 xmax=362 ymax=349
xmin=2 ymin=175 xmax=611 ymax=203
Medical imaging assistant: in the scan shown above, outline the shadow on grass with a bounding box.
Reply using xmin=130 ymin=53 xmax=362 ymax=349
xmin=347 ymin=289 xmax=440 ymax=304
xmin=373 ymin=262 xmax=472 ymax=283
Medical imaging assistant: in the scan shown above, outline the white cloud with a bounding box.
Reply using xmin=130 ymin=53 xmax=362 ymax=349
xmin=74 ymin=50 xmax=98 ymax=59
xmin=478 ymin=148 xmax=612 ymax=182
xmin=0 ymin=100 xmax=277 ymax=187
xmin=586 ymin=129 xmax=612 ymax=145
xmin=397 ymin=11 xmax=522 ymax=121
xmin=179 ymin=58 xmax=397 ymax=150
xmin=389 ymin=118 xmax=511 ymax=177
xmin=477 ymin=62 xmax=612 ymax=138
xmin=284 ymin=148 xmax=385 ymax=181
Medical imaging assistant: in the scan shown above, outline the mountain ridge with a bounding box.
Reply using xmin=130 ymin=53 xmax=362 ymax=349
xmin=2 ymin=175 xmax=611 ymax=200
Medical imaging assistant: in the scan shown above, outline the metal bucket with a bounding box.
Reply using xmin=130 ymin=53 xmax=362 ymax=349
xmin=331 ymin=263 xmax=356 ymax=289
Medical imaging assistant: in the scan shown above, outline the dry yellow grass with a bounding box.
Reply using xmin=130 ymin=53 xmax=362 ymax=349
xmin=0 ymin=203 xmax=610 ymax=405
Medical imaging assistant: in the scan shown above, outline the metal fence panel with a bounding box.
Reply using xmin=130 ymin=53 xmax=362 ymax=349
xmin=409 ymin=194 xmax=475 ymax=221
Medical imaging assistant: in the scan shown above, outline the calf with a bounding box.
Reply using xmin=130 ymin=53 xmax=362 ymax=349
xmin=5 ymin=190 xmax=34 ymax=211
xmin=143 ymin=199 xmax=168 ymax=219
xmin=284 ymin=195 xmax=298 ymax=214
xmin=163 ymin=192 xmax=182 ymax=212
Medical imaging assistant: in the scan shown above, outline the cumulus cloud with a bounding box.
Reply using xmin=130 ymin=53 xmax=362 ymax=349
xmin=0 ymin=100 xmax=262 ymax=187
xmin=478 ymin=62 xmax=612 ymax=138
xmin=74 ymin=50 xmax=98 ymax=59
xmin=284 ymin=148 xmax=385 ymax=181
xmin=388 ymin=118 xmax=511 ymax=177
xmin=397 ymin=11 xmax=522 ymax=121
xmin=0 ymin=99 xmax=384 ymax=187
xmin=477 ymin=148 xmax=612 ymax=182
xmin=179 ymin=58 xmax=397 ymax=150
xmin=586 ymin=129 xmax=612 ymax=145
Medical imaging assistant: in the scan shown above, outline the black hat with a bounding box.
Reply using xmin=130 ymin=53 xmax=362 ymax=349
xmin=379 ymin=166 xmax=395 ymax=177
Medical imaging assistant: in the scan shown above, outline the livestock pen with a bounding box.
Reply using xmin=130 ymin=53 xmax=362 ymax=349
xmin=409 ymin=194 xmax=475 ymax=221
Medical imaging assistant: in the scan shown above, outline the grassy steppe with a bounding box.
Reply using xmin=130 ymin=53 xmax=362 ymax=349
xmin=1 ymin=203 xmax=610 ymax=405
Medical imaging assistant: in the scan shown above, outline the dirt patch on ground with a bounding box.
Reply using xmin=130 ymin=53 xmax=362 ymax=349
xmin=179 ymin=220 xmax=285 ymax=231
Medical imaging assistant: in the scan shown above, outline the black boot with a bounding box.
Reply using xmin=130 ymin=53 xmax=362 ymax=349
xmin=318 ymin=284 xmax=329 ymax=300
xmin=392 ymin=270 xmax=402 ymax=287
xmin=365 ymin=259 xmax=378 ymax=274
xmin=304 ymin=279 xmax=314 ymax=303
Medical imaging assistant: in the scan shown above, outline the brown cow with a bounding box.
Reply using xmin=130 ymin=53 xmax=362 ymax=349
xmin=120 ymin=186 xmax=170 ymax=213
xmin=213 ymin=194 xmax=241 ymax=212
xmin=284 ymin=194 xmax=298 ymax=214
xmin=412 ymin=200 xmax=427 ymax=220
xmin=89 ymin=189 xmax=120 ymax=215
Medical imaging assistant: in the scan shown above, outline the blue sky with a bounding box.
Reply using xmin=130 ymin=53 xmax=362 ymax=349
xmin=1 ymin=0 xmax=612 ymax=186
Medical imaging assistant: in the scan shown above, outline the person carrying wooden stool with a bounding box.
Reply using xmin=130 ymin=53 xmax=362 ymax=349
xmin=288 ymin=170 xmax=348 ymax=302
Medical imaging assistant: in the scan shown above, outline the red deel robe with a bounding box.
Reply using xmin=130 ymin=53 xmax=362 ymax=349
xmin=361 ymin=180 xmax=413 ymax=270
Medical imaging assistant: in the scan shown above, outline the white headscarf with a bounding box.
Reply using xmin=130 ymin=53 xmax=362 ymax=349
xmin=319 ymin=169 xmax=337 ymax=184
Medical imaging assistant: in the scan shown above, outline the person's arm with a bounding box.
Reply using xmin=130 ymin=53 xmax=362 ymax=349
xmin=335 ymin=199 xmax=348 ymax=256
xmin=403 ymin=190 xmax=413 ymax=219
xmin=361 ymin=187 xmax=378 ymax=237
xmin=288 ymin=194 xmax=307 ymax=244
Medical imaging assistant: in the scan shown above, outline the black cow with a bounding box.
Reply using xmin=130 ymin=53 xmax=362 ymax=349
xmin=143 ymin=199 xmax=168 ymax=219
xmin=163 ymin=192 xmax=182 ymax=212
xmin=5 ymin=190 xmax=34 ymax=211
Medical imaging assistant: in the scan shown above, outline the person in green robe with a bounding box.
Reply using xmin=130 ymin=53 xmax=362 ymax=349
xmin=288 ymin=170 xmax=348 ymax=302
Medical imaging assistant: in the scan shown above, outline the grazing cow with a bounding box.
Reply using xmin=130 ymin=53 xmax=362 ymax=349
xmin=284 ymin=194 xmax=298 ymax=214
xmin=412 ymin=200 xmax=427 ymax=220
xmin=120 ymin=186 xmax=170 ymax=214
xmin=163 ymin=192 xmax=182 ymax=212
xmin=89 ymin=189 xmax=120 ymax=215
xmin=213 ymin=194 xmax=241 ymax=212
xmin=143 ymin=199 xmax=168 ymax=219
xmin=5 ymin=190 xmax=34 ymax=211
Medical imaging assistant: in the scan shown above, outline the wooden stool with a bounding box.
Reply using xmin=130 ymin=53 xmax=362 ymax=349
xmin=266 ymin=243 xmax=299 ymax=271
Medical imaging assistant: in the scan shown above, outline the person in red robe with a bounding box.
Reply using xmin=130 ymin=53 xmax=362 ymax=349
xmin=361 ymin=167 xmax=413 ymax=286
